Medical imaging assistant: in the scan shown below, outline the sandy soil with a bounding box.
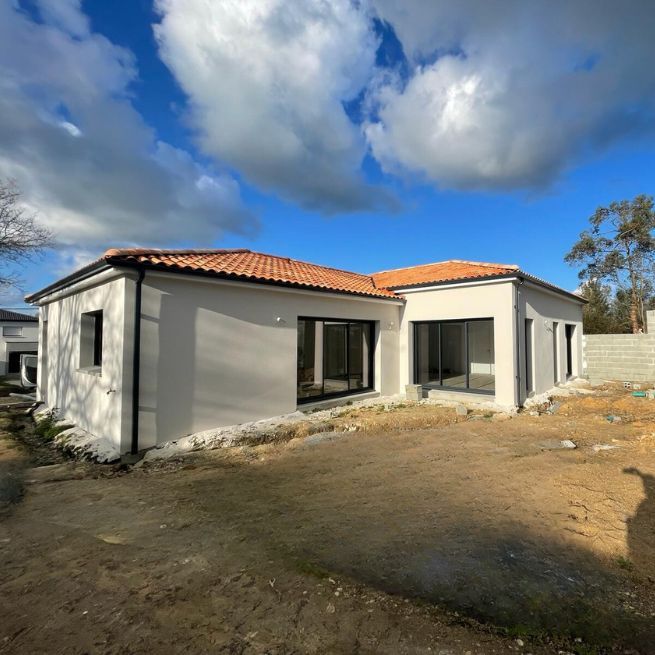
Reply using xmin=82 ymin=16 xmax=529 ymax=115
xmin=1 ymin=389 xmax=655 ymax=654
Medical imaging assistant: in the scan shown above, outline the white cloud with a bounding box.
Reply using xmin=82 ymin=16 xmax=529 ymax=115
xmin=154 ymin=0 xmax=395 ymax=212
xmin=366 ymin=0 xmax=655 ymax=190
xmin=2 ymin=0 xmax=653 ymax=252
xmin=0 ymin=0 xmax=255 ymax=260
xmin=35 ymin=0 xmax=90 ymax=38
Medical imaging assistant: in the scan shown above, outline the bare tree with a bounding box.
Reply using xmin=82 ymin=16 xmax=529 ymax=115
xmin=0 ymin=179 xmax=53 ymax=288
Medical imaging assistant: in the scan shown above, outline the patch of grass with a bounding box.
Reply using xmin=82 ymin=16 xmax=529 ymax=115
xmin=615 ymin=555 xmax=634 ymax=572
xmin=295 ymin=560 xmax=332 ymax=579
xmin=571 ymin=644 xmax=602 ymax=655
xmin=34 ymin=408 xmax=72 ymax=442
xmin=501 ymin=623 xmax=544 ymax=639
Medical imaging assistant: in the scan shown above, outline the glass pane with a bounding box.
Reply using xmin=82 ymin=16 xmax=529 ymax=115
xmin=467 ymin=320 xmax=495 ymax=392
xmin=415 ymin=323 xmax=440 ymax=386
xmin=441 ymin=322 xmax=467 ymax=388
xmin=323 ymin=322 xmax=348 ymax=395
xmin=297 ymin=319 xmax=323 ymax=399
xmin=348 ymin=323 xmax=371 ymax=390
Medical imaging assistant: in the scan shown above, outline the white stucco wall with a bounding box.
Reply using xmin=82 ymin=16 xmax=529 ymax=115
xmin=137 ymin=272 xmax=402 ymax=449
xmin=37 ymin=272 xmax=133 ymax=452
xmin=0 ymin=320 xmax=39 ymax=376
xmin=398 ymin=280 xmax=518 ymax=406
xmin=519 ymin=282 xmax=584 ymax=400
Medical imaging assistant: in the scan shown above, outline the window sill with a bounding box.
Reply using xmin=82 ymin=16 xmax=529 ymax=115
xmin=77 ymin=366 xmax=102 ymax=377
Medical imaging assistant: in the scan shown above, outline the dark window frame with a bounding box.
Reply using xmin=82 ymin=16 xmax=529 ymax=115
xmin=93 ymin=311 xmax=103 ymax=367
xmin=297 ymin=316 xmax=375 ymax=404
xmin=413 ymin=317 xmax=495 ymax=396
xmin=565 ymin=323 xmax=574 ymax=379
xmin=80 ymin=309 xmax=103 ymax=369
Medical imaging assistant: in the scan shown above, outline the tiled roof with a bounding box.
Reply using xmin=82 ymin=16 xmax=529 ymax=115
xmin=0 ymin=309 xmax=37 ymax=321
xmin=371 ymin=259 xmax=519 ymax=289
xmin=27 ymin=249 xmax=582 ymax=304
xmin=103 ymin=248 xmax=400 ymax=300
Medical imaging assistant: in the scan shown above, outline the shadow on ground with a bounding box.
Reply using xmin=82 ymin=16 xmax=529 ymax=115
xmin=188 ymin=432 xmax=655 ymax=651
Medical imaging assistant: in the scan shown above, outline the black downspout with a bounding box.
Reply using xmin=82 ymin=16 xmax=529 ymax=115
xmin=514 ymin=278 xmax=523 ymax=407
xmin=131 ymin=269 xmax=145 ymax=455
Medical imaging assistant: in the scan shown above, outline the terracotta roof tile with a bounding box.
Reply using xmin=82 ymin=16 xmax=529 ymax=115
xmin=371 ymin=259 xmax=519 ymax=289
xmin=27 ymin=248 xmax=582 ymax=304
xmin=103 ymin=248 xmax=401 ymax=300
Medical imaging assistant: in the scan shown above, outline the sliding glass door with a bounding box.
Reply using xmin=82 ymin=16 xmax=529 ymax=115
xmin=297 ymin=318 xmax=373 ymax=402
xmin=414 ymin=319 xmax=495 ymax=394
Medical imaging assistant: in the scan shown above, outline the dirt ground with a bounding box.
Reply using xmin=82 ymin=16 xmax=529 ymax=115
xmin=2 ymin=389 xmax=655 ymax=654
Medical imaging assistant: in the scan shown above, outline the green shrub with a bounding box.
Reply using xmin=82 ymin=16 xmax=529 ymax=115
xmin=615 ymin=555 xmax=634 ymax=571
xmin=34 ymin=408 xmax=71 ymax=442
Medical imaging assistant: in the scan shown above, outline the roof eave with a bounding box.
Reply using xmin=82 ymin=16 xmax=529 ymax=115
xmin=128 ymin=260 xmax=404 ymax=302
xmin=386 ymin=272 xmax=586 ymax=303
xmin=385 ymin=272 xmax=518 ymax=291
xmin=25 ymin=259 xmax=113 ymax=304
xmin=518 ymin=272 xmax=587 ymax=304
xmin=27 ymin=256 xmax=403 ymax=304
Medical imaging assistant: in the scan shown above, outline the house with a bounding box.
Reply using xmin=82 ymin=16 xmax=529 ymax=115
xmin=26 ymin=249 xmax=584 ymax=455
xmin=0 ymin=309 xmax=38 ymax=377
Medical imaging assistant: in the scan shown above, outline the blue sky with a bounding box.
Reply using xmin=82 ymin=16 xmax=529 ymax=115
xmin=1 ymin=0 xmax=654 ymax=306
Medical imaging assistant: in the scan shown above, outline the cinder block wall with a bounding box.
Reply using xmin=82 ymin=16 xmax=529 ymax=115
xmin=583 ymin=334 xmax=655 ymax=382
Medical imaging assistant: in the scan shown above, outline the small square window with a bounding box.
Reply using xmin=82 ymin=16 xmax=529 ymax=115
xmin=2 ymin=326 xmax=23 ymax=337
xmin=80 ymin=310 xmax=103 ymax=369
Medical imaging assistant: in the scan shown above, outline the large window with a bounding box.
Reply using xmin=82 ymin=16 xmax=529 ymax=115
xmin=2 ymin=326 xmax=23 ymax=337
xmin=414 ymin=319 xmax=495 ymax=394
xmin=297 ymin=318 xmax=373 ymax=402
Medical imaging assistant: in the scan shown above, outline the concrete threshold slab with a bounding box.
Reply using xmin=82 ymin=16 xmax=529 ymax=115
xmin=298 ymin=391 xmax=381 ymax=412
xmin=425 ymin=389 xmax=495 ymax=405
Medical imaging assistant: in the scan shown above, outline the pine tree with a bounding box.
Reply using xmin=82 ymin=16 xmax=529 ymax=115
xmin=565 ymin=195 xmax=655 ymax=333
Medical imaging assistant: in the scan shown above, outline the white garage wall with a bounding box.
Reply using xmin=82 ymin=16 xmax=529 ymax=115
xmin=137 ymin=272 xmax=402 ymax=449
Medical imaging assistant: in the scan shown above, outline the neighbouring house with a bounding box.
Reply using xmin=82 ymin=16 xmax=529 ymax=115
xmin=0 ymin=309 xmax=38 ymax=377
xmin=26 ymin=249 xmax=584 ymax=455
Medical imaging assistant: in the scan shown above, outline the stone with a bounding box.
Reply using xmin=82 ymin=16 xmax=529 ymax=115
xmin=592 ymin=444 xmax=619 ymax=452
xmin=405 ymin=384 xmax=423 ymax=402
xmin=539 ymin=439 xmax=577 ymax=450
xmin=546 ymin=401 xmax=562 ymax=414
xmin=454 ymin=404 xmax=469 ymax=417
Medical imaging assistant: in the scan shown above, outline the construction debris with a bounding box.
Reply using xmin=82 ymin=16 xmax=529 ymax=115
xmin=539 ymin=439 xmax=577 ymax=450
xmin=546 ymin=401 xmax=562 ymax=415
xmin=592 ymin=444 xmax=619 ymax=453
xmin=454 ymin=404 xmax=469 ymax=417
